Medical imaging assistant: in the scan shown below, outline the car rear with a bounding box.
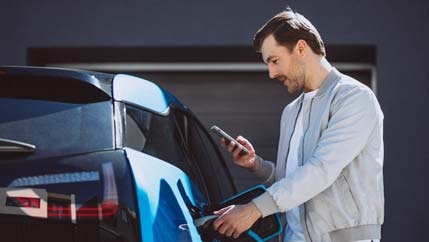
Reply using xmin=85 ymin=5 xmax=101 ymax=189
xmin=0 ymin=67 xmax=140 ymax=242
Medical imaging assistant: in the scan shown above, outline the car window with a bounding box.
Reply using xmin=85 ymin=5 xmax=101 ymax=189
xmin=123 ymin=104 xmax=211 ymax=202
xmin=173 ymin=109 xmax=236 ymax=203
xmin=0 ymin=75 xmax=114 ymax=160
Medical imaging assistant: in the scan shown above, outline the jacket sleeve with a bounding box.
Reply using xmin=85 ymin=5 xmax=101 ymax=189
xmin=253 ymin=86 xmax=383 ymax=217
xmin=252 ymin=155 xmax=275 ymax=186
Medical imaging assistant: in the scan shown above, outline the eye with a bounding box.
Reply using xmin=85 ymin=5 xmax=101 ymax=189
xmin=272 ymin=59 xmax=279 ymax=64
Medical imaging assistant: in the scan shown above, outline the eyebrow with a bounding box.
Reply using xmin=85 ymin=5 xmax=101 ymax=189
xmin=265 ymin=56 xmax=276 ymax=64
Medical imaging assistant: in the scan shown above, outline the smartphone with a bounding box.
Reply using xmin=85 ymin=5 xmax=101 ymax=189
xmin=210 ymin=125 xmax=249 ymax=156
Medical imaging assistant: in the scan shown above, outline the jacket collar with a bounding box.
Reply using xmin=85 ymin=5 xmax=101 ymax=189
xmin=295 ymin=68 xmax=342 ymax=103
xmin=315 ymin=67 xmax=342 ymax=97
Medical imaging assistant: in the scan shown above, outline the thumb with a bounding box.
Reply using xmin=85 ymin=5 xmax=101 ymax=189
xmin=213 ymin=206 xmax=231 ymax=215
xmin=236 ymin=136 xmax=254 ymax=153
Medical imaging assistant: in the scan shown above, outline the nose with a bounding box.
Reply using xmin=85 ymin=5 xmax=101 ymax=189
xmin=268 ymin=64 xmax=279 ymax=79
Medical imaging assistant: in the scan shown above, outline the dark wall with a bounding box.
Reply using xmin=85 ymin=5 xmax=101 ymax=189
xmin=1 ymin=0 xmax=428 ymax=241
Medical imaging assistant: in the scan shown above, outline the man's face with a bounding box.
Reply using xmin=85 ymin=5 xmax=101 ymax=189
xmin=261 ymin=34 xmax=305 ymax=94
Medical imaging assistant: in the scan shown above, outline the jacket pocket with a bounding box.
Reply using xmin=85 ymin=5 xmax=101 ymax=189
xmin=339 ymin=174 xmax=360 ymax=222
xmin=306 ymin=174 xmax=360 ymax=232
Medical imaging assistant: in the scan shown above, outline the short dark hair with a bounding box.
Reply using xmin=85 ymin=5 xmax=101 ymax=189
xmin=253 ymin=7 xmax=326 ymax=57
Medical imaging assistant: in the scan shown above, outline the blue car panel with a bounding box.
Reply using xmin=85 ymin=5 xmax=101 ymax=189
xmin=125 ymin=148 xmax=203 ymax=242
xmin=113 ymin=74 xmax=169 ymax=115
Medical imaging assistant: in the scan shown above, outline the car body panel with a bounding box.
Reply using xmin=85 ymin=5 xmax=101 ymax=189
xmin=113 ymin=74 xmax=169 ymax=115
xmin=0 ymin=66 xmax=113 ymax=97
xmin=0 ymin=150 xmax=140 ymax=242
xmin=125 ymin=147 xmax=203 ymax=242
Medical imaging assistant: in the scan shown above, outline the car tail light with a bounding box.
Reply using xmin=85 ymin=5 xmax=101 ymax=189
xmin=47 ymin=200 xmax=118 ymax=218
xmin=6 ymin=196 xmax=41 ymax=208
xmin=47 ymin=162 xmax=119 ymax=220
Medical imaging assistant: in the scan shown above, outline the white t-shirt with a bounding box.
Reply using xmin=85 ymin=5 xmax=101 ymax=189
xmin=284 ymin=89 xmax=318 ymax=242
xmin=283 ymin=89 xmax=380 ymax=242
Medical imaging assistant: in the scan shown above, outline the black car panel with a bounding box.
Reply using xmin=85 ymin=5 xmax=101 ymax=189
xmin=0 ymin=150 xmax=140 ymax=242
xmin=0 ymin=66 xmax=113 ymax=98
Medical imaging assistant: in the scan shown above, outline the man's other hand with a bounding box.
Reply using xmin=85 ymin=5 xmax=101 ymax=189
xmin=212 ymin=202 xmax=262 ymax=239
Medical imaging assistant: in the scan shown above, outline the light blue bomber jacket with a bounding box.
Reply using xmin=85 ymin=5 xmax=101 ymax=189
xmin=252 ymin=68 xmax=384 ymax=242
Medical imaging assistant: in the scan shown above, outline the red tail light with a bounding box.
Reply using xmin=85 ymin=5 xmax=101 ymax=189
xmin=6 ymin=197 xmax=41 ymax=208
xmin=47 ymin=200 xmax=118 ymax=218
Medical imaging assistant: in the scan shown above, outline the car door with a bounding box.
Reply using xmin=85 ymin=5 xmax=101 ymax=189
xmin=172 ymin=108 xmax=283 ymax=242
xmin=122 ymin=103 xmax=282 ymax=242
xmin=122 ymin=101 xmax=213 ymax=241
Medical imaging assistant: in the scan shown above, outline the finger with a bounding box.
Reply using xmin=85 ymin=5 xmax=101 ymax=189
xmin=213 ymin=206 xmax=230 ymax=215
xmin=212 ymin=218 xmax=223 ymax=231
xmin=236 ymin=136 xmax=247 ymax=145
xmin=233 ymin=231 xmax=241 ymax=239
xmin=217 ymin=223 xmax=229 ymax=235
xmin=236 ymin=136 xmax=250 ymax=147
xmin=225 ymin=227 xmax=235 ymax=237
xmin=236 ymin=136 xmax=255 ymax=154
xmin=232 ymin=144 xmax=243 ymax=158
xmin=227 ymin=141 xmax=236 ymax=153
xmin=220 ymin=138 xmax=228 ymax=147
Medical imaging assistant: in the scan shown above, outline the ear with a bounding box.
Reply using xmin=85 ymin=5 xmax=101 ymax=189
xmin=296 ymin=39 xmax=307 ymax=56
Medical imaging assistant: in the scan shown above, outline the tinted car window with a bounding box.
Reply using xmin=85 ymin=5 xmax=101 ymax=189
xmin=124 ymin=104 xmax=235 ymax=204
xmin=125 ymin=105 xmax=191 ymax=174
xmin=0 ymin=75 xmax=114 ymax=160
xmin=124 ymin=104 xmax=210 ymax=201
xmin=174 ymin=110 xmax=236 ymax=202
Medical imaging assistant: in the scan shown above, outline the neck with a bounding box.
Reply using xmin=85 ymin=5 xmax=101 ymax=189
xmin=303 ymin=57 xmax=332 ymax=92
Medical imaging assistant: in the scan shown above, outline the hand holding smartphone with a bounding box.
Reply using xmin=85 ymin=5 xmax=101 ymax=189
xmin=210 ymin=125 xmax=249 ymax=156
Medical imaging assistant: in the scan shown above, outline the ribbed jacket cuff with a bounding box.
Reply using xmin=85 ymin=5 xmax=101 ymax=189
xmin=252 ymin=191 xmax=280 ymax=218
xmin=252 ymin=155 xmax=275 ymax=182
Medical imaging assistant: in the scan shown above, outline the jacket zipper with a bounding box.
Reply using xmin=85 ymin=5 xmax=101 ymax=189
xmin=280 ymin=98 xmax=303 ymax=241
xmin=302 ymin=98 xmax=315 ymax=242
xmin=284 ymin=99 xmax=304 ymax=175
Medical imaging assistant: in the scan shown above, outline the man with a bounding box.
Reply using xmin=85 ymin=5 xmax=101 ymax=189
xmin=212 ymin=7 xmax=384 ymax=242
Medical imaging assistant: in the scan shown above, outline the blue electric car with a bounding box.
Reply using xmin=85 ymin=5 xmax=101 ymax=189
xmin=0 ymin=66 xmax=282 ymax=242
